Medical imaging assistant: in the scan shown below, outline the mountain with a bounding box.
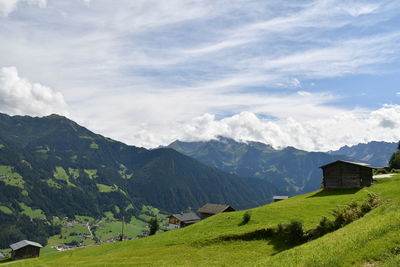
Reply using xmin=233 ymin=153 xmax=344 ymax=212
xmin=168 ymin=137 xmax=352 ymax=195
xmin=0 ymin=113 xmax=276 ymax=248
xmin=329 ymin=141 xmax=398 ymax=167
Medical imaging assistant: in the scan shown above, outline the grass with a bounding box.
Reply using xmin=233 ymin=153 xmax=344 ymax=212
xmin=0 ymin=165 xmax=24 ymax=189
xmin=84 ymin=169 xmax=98 ymax=180
xmin=0 ymin=205 xmax=12 ymax=214
xmin=96 ymin=183 xmax=118 ymax=193
xmin=118 ymin=164 xmax=133 ymax=179
xmin=53 ymin=167 xmax=76 ymax=187
xmin=46 ymin=179 xmax=61 ymax=189
xmin=10 ymin=176 xmax=400 ymax=266
xmin=90 ymin=142 xmax=99 ymax=149
xmin=19 ymin=202 xmax=46 ymax=219
xmin=68 ymin=168 xmax=80 ymax=179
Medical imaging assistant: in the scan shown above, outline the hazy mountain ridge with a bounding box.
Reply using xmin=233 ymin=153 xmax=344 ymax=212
xmin=329 ymin=141 xmax=397 ymax=167
xmin=168 ymin=137 xmax=356 ymax=195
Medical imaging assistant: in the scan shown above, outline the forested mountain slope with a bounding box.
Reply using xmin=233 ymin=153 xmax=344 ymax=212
xmin=168 ymin=137 xmax=352 ymax=195
xmin=0 ymin=113 xmax=276 ymax=248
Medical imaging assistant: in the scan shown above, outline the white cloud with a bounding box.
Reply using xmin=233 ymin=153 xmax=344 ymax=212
xmin=0 ymin=0 xmax=399 ymax=152
xmin=178 ymin=105 xmax=400 ymax=152
xmin=0 ymin=66 xmax=68 ymax=116
xmin=0 ymin=0 xmax=46 ymax=17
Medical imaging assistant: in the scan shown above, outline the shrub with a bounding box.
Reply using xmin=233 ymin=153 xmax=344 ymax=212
xmin=374 ymin=168 xmax=388 ymax=175
xmin=239 ymin=212 xmax=251 ymax=226
xmin=307 ymin=216 xmax=335 ymax=240
xmin=148 ymin=217 xmax=159 ymax=236
xmin=275 ymin=221 xmax=306 ymax=245
xmin=361 ymin=191 xmax=382 ymax=213
xmin=284 ymin=221 xmax=305 ymax=245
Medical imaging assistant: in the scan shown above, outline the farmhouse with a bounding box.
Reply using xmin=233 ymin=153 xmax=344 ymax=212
xmin=198 ymin=203 xmax=235 ymax=219
xmin=320 ymin=160 xmax=374 ymax=189
xmin=168 ymin=212 xmax=200 ymax=229
xmin=10 ymin=240 xmax=42 ymax=260
xmin=273 ymin=196 xmax=289 ymax=202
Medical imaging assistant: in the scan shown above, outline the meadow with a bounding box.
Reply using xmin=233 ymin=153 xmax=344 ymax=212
xmin=6 ymin=176 xmax=400 ymax=266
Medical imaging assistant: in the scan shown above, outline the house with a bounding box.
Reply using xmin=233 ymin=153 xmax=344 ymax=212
xmin=10 ymin=240 xmax=42 ymax=260
xmin=320 ymin=160 xmax=375 ymax=189
xmin=198 ymin=203 xmax=235 ymax=219
xmin=168 ymin=212 xmax=200 ymax=229
xmin=273 ymin=196 xmax=288 ymax=202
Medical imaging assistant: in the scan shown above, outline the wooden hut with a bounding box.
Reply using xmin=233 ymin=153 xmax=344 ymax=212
xmin=10 ymin=240 xmax=42 ymax=260
xmin=168 ymin=212 xmax=200 ymax=229
xmin=198 ymin=203 xmax=235 ymax=219
xmin=320 ymin=160 xmax=374 ymax=189
xmin=273 ymin=196 xmax=289 ymax=202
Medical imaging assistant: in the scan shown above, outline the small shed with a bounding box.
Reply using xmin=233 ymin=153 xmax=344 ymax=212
xmin=320 ymin=160 xmax=375 ymax=189
xmin=10 ymin=240 xmax=42 ymax=260
xmin=273 ymin=196 xmax=289 ymax=202
xmin=198 ymin=203 xmax=235 ymax=219
xmin=168 ymin=212 xmax=200 ymax=229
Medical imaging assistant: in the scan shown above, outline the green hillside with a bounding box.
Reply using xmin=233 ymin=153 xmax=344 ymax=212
xmin=0 ymin=113 xmax=277 ymax=248
xmin=10 ymin=176 xmax=400 ymax=266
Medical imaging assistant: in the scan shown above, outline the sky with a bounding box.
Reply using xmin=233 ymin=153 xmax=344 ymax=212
xmin=0 ymin=0 xmax=400 ymax=151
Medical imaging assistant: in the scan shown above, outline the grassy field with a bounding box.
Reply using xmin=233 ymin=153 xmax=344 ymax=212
xmin=18 ymin=203 xmax=46 ymax=219
xmin=7 ymin=176 xmax=400 ymax=266
xmin=0 ymin=165 xmax=24 ymax=189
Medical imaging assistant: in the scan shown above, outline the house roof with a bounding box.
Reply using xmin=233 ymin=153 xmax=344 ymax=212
xmin=170 ymin=212 xmax=200 ymax=223
xmin=10 ymin=240 xmax=43 ymax=250
xmin=319 ymin=160 xmax=375 ymax=169
xmin=198 ymin=203 xmax=234 ymax=214
xmin=273 ymin=196 xmax=289 ymax=200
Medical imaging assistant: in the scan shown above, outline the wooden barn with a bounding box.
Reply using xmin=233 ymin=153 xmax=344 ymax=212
xmin=320 ymin=160 xmax=374 ymax=189
xmin=10 ymin=240 xmax=42 ymax=260
xmin=273 ymin=196 xmax=289 ymax=202
xmin=168 ymin=212 xmax=200 ymax=229
xmin=198 ymin=203 xmax=235 ymax=219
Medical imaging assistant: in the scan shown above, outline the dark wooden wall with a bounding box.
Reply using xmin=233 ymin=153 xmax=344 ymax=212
xmin=12 ymin=245 xmax=40 ymax=260
xmin=323 ymin=162 xmax=372 ymax=189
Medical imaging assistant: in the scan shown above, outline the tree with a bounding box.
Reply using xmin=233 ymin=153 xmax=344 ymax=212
xmin=389 ymin=151 xmax=400 ymax=170
xmin=148 ymin=217 xmax=159 ymax=236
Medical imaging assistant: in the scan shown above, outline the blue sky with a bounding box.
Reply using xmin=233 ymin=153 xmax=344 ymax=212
xmin=0 ymin=0 xmax=400 ymax=151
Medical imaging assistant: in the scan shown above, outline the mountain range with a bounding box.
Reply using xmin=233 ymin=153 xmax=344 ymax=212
xmin=329 ymin=141 xmax=397 ymax=167
xmin=0 ymin=113 xmax=276 ymax=248
xmin=0 ymin=112 xmax=397 ymax=248
xmin=168 ymin=137 xmax=397 ymax=195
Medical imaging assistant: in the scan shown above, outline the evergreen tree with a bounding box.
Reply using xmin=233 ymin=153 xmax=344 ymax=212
xmin=148 ymin=217 xmax=159 ymax=236
xmin=389 ymin=141 xmax=400 ymax=170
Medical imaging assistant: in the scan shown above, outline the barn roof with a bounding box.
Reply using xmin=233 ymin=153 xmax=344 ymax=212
xmin=273 ymin=196 xmax=289 ymax=200
xmin=10 ymin=240 xmax=43 ymax=250
xmin=198 ymin=203 xmax=235 ymax=214
xmin=170 ymin=212 xmax=200 ymax=223
xmin=319 ymin=160 xmax=375 ymax=169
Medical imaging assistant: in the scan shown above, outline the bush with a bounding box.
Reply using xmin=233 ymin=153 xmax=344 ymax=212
xmin=283 ymin=221 xmax=305 ymax=245
xmin=361 ymin=191 xmax=382 ymax=213
xmin=389 ymin=151 xmax=400 ymax=170
xmin=148 ymin=217 xmax=159 ymax=236
xmin=374 ymin=168 xmax=388 ymax=175
xmin=275 ymin=221 xmax=306 ymax=245
xmin=239 ymin=212 xmax=251 ymax=226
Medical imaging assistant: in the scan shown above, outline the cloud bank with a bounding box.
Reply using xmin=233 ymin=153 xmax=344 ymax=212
xmin=0 ymin=1 xmax=399 ymax=151
xmin=0 ymin=0 xmax=46 ymax=17
xmin=180 ymin=105 xmax=400 ymax=151
xmin=0 ymin=66 xmax=67 ymax=116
